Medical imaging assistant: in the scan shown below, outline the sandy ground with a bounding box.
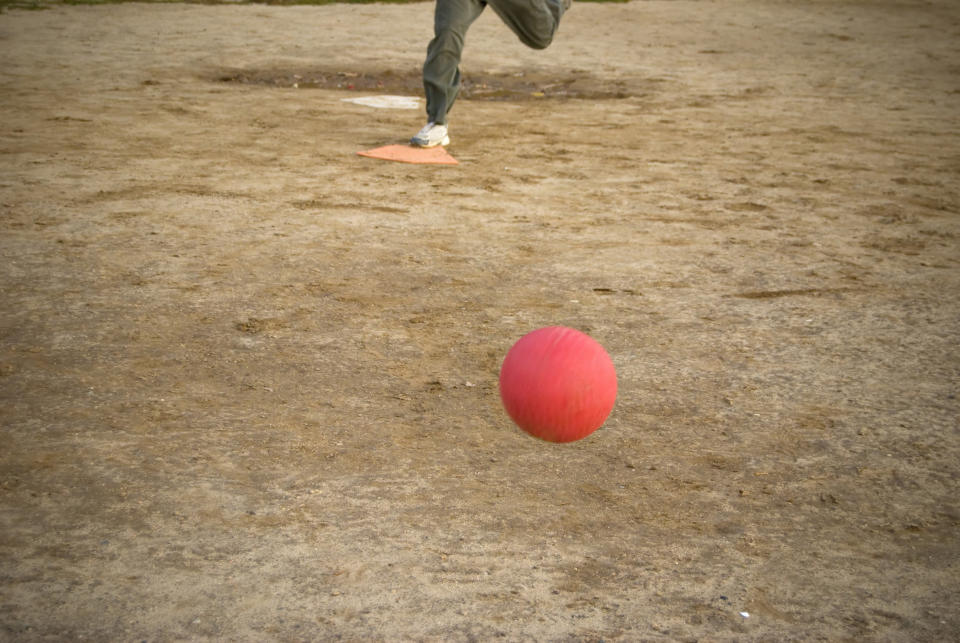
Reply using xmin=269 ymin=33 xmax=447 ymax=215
xmin=1 ymin=0 xmax=959 ymax=640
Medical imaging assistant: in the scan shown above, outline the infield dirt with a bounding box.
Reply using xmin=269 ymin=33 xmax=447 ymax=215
xmin=1 ymin=1 xmax=959 ymax=640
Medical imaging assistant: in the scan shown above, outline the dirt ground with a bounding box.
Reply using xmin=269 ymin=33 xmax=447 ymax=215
xmin=1 ymin=0 xmax=959 ymax=640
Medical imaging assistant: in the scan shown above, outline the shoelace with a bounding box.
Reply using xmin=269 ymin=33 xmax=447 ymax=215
xmin=417 ymin=123 xmax=445 ymax=139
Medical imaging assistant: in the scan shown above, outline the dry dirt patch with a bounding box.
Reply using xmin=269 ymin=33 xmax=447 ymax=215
xmin=1 ymin=1 xmax=959 ymax=641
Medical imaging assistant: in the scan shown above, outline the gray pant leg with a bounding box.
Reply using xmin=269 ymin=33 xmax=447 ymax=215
xmin=422 ymin=0 xmax=567 ymax=124
xmin=423 ymin=0 xmax=486 ymax=124
xmin=488 ymin=0 xmax=566 ymax=50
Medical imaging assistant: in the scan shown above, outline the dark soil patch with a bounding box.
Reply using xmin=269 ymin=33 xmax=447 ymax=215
xmin=213 ymin=65 xmax=637 ymax=100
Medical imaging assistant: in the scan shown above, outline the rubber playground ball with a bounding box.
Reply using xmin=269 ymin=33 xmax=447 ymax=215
xmin=498 ymin=326 xmax=618 ymax=443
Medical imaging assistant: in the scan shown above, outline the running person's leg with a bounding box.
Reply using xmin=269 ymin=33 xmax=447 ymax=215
xmin=413 ymin=0 xmax=569 ymax=147
xmin=423 ymin=0 xmax=486 ymax=126
xmin=488 ymin=0 xmax=569 ymax=50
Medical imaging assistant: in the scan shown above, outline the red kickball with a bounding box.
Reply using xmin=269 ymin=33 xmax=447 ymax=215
xmin=498 ymin=326 xmax=618 ymax=443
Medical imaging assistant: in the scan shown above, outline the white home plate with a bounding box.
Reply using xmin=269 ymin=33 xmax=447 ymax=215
xmin=341 ymin=95 xmax=420 ymax=109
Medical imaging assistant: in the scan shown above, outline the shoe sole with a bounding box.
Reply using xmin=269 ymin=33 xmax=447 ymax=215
xmin=410 ymin=135 xmax=450 ymax=148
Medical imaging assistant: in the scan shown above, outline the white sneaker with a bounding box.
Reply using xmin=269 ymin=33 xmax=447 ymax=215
xmin=410 ymin=122 xmax=450 ymax=148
